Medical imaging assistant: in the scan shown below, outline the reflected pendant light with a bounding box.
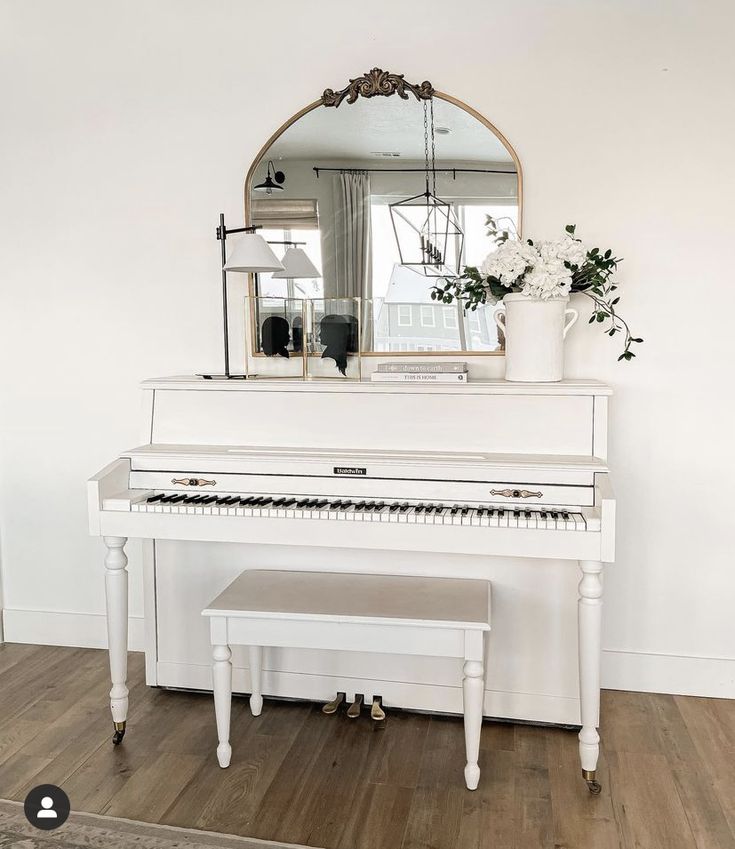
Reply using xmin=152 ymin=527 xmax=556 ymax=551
xmin=272 ymin=246 xmax=321 ymax=279
xmin=389 ymin=97 xmax=464 ymax=278
xmin=253 ymin=160 xmax=286 ymax=194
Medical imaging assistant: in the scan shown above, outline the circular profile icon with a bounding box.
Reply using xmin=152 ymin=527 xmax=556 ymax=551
xmin=24 ymin=784 xmax=70 ymax=830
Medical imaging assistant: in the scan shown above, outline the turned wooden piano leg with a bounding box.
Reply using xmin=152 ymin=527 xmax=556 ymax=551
xmin=249 ymin=645 xmax=263 ymax=716
xmin=104 ymin=536 xmax=129 ymax=745
xmin=213 ymin=644 xmax=233 ymax=767
xmin=578 ymin=559 xmax=604 ymax=794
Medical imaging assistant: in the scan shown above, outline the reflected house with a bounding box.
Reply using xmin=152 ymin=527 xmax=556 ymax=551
xmin=372 ymin=264 xmax=497 ymax=352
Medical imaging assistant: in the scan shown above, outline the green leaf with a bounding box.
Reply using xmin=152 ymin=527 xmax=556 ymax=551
xmin=631 ymin=337 xmax=643 ymax=343
xmin=565 ymin=224 xmax=576 ymax=235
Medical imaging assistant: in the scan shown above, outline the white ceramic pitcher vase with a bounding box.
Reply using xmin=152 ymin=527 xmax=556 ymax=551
xmin=494 ymin=293 xmax=578 ymax=382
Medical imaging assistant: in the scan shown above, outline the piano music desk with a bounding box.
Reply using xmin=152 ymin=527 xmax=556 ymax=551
xmin=202 ymin=570 xmax=492 ymax=790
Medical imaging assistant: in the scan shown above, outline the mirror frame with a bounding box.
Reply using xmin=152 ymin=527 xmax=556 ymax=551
xmin=243 ymin=69 xmax=523 ymax=357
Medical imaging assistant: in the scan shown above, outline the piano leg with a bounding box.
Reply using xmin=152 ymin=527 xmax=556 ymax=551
xmin=462 ymin=630 xmax=485 ymax=791
xmin=578 ymin=559 xmax=604 ymax=794
xmin=103 ymin=536 xmax=129 ymax=745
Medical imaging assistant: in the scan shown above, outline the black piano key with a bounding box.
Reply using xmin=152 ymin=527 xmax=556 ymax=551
xmin=181 ymin=496 xmax=199 ymax=504
xmin=342 ymin=500 xmax=355 ymax=508
xmin=146 ymin=494 xmax=165 ymax=503
xmin=315 ymin=499 xmax=329 ymax=508
xmin=170 ymin=494 xmax=188 ymax=503
xmin=415 ymin=505 xmax=425 ymax=513
xmin=498 ymin=509 xmax=505 ymax=516
xmin=354 ymin=501 xmax=366 ymax=510
xmin=550 ymin=511 xmax=559 ymax=519
xmin=513 ymin=510 xmax=521 ymax=518
xmin=296 ymin=498 xmax=311 ymax=508
xmin=525 ymin=510 xmax=532 ymax=518
xmin=398 ymin=502 xmax=410 ymax=512
xmin=259 ymin=498 xmax=274 ymax=506
xmin=389 ymin=504 xmax=400 ymax=512
xmin=461 ymin=507 xmax=470 ymax=515
xmin=271 ymin=498 xmax=287 ymax=507
xmin=450 ymin=506 xmax=459 ymax=515
xmin=562 ymin=511 xmax=570 ymax=519
xmin=540 ymin=511 xmax=547 ymax=518
xmin=476 ymin=508 xmax=485 ymax=517
xmin=282 ymin=499 xmax=297 ymax=507
xmin=201 ymin=496 xmax=218 ymax=504
xmin=364 ymin=501 xmax=376 ymax=511
xmin=238 ymin=496 xmax=256 ymax=505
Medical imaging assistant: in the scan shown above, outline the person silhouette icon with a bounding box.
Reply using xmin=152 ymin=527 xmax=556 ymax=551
xmin=24 ymin=783 xmax=70 ymax=830
xmin=36 ymin=797 xmax=58 ymax=819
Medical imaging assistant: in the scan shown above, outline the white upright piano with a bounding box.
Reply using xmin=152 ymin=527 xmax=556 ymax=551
xmin=88 ymin=376 xmax=615 ymax=792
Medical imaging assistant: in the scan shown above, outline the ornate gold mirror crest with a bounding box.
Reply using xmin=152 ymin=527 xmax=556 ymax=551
xmin=244 ymin=69 xmax=522 ymax=360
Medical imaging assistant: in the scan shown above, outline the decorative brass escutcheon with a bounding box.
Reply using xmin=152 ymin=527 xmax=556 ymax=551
xmin=490 ymin=488 xmax=543 ymax=498
xmin=171 ymin=477 xmax=216 ymax=487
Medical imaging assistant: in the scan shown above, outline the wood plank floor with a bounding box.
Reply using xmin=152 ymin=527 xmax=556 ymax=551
xmin=1 ymin=643 xmax=733 ymax=849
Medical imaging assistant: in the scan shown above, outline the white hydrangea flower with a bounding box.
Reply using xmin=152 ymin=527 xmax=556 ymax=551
xmin=538 ymin=236 xmax=587 ymax=269
xmin=480 ymin=240 xmax=538 ymax=287
xmin=520 ymin=258 xmax=573 ymax=300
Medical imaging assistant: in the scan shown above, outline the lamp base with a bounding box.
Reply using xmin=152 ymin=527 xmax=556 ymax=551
xmin=197 ymin=374 xmax=253 ymax=380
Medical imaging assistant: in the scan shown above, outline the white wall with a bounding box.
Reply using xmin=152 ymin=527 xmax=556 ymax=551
xmin=1 ymin=0 xmax=734 ymax=696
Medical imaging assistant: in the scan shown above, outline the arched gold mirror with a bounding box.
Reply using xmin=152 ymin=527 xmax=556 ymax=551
xmin=244 ymin=69 xmax=522 ymax=357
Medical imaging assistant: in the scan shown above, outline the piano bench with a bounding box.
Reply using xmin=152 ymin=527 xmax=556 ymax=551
xmin=202 ymin=569 xmax=492 ymax=790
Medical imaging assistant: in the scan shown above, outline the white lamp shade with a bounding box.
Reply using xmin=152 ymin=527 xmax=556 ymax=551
xmin=272 ymin=246 xmax=321 ymax=279
xmin=223 ymin=234 xmax=284 ymax=273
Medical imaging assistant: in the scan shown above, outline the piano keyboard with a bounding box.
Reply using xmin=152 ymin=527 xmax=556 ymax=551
xmin=130 ymin=493 xmax=594 ymax=531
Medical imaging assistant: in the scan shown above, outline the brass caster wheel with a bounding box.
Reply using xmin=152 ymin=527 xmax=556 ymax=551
xmin=583 ymin=770 xmax=601 ymax=794
xmin=112 ymin=721 xmax=126 ymax=745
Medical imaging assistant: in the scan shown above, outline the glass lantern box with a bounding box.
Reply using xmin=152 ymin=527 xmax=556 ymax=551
xmin=304 ymin=298 xmax=361 ymax=380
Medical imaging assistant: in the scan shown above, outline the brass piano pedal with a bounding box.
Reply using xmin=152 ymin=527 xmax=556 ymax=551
xmin=346 ymin=693 xmax=364 ymax=719
xmin=322 ymin=692 xmax=346 ymax=715
xmin=370 ymin=695 xmax=386 ymax=724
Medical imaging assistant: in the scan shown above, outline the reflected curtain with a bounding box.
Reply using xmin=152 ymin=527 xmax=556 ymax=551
xmin=333 ymin=171 xmax=372 ymax=300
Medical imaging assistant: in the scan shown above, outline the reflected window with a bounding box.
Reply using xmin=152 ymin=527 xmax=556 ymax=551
xmin=397 ymin=305 xmax=412 ymax=326
xmin=420 ymin=305 xmax=436 ymax=327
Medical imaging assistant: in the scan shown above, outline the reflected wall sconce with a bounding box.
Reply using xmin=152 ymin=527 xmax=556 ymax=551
xmin=253 ymin=160 xmax=286 ymax=194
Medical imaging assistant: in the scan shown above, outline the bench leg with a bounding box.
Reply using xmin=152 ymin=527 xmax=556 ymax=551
xmin=212 ymin=644 xmax=232 ymax=768
xmin=462 ymin=659 xmax=484 ymax=790
xmin=249 ymin=645 xmax=263 ymax=717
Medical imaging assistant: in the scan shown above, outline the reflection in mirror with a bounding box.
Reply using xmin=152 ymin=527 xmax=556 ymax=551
xmin=248 ymin=92 xmax=519 ymax=354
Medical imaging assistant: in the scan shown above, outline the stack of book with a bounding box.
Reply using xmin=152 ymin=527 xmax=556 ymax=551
xmin=370 ymin=361 xmax=469 ymax=383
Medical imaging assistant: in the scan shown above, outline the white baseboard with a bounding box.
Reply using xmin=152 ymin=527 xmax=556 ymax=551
xmin=2 ymin=608 xmax=145 ymax=651
xmin=602 ymin=648 xmax=735 ymax=698
xmin=2 ymin=609 xmax=733 ymax=700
